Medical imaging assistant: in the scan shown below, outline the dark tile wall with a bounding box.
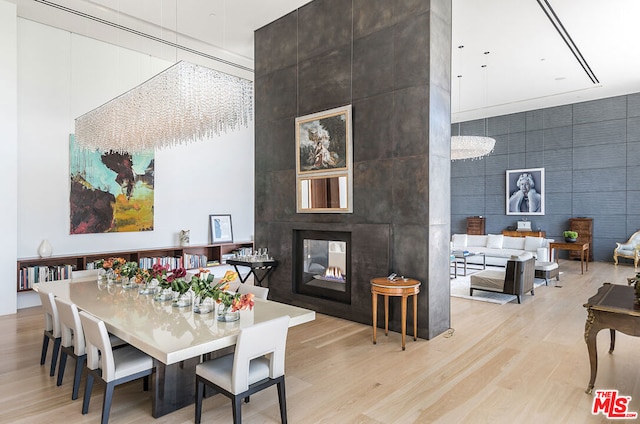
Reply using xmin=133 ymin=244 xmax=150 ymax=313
xmin=451 ymin=93 xmax=640 ymax=262
xmin=255 ymin=0 xmax=452 ymax=339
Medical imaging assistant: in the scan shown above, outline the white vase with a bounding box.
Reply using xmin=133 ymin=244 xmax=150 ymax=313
xmin=38 ymin=239 xmax=53 ymax=258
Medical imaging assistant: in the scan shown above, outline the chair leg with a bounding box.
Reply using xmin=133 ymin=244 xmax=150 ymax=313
xmin=516 ymin=295 xmax=521 ymax=304
xmin=50 ymin=337 xmax=61 ymax=377
xmin=40 ymin=333 xmax=49 ymax=365
xmin=195 ymin=379 xmax=204 ymax=424
xmin=101 ymin=381 xmax=115 ymax=424
xmin=82 ymin=373 xmax=94 ymax=414
xmin=143 ymin=375 xmax=149 ymax=391
xmin=57 ymin=350 xmax=68 ymax=386
xmin=277 ymin=379 xmax=288 ymax=424
xmin=72 ymin=355 xmax=86 ymax=400
xmin=531 ymin=288 xmax=535 ymax=296
xmin=231 ymin=395 xmax=242 ymax=424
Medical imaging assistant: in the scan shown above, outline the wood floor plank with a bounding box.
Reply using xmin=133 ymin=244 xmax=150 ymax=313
xmin=2 ymin=260 xmax=640 ymax=423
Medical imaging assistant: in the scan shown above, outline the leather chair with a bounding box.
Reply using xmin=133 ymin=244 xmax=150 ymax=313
xmin=55 ymin=298 xmax=126 ymax=400
xmin=195 ymin=315 xmax=290 ymax=424
xmin=38 ymin=291 xmax=62 ymax=377
xmin=79 ymin=311 xmax=154 ymax=424
xmin=470 ymin=255 xmax=535 ymax=304
xmin=237 ymin=284 xmax=269 ymax=300
xmin=613 ymin=230 xmax=640 ymax=269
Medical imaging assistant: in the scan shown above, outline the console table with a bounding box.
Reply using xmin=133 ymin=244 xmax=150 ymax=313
xmin=226 ymin=259 xmax=279 ymax=287
xmin=584 ymin=283 xmax=640 ymax=394
xmin=502 ymin=230 xmax=546 ymax=238
xmin=550 ymin=241 xmax=589 ymax=274
xmin=370 ymin=277 xmax=420 ymax=350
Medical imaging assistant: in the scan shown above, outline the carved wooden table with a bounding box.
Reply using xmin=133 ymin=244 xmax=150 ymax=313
xmin=583 ymin=283 xmax=640 ymax=394
xmin=550 ymin=241 xmax=589 ymax=274
xmin=370 ymin=277 xmax=420 ymax=350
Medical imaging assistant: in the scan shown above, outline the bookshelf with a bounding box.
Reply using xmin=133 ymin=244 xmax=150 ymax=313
xmin=17 ymin=241 xmax=254 ymax=292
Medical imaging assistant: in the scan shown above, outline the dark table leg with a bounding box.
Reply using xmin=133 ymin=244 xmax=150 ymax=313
xmin=585 ymin=311 xmax=601 ymax=395
xmin=609 ymin=329 xmax=615 ymax=353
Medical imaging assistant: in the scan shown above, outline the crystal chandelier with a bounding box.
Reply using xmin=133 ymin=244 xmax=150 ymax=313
xmin=451 ymin=135 xmax=495 ymax=161
xmin=74 ymin=61 xmax=253 ymax=153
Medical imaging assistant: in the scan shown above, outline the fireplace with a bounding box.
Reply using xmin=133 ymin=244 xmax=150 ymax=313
xmin=293 ymin=230 xmax=351 ymax=304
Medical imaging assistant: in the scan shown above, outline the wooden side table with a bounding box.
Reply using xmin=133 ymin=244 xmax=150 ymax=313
xmin=370 ymin=277 xmax=421 ymax=350
xmin=550 ymin=242 xmax=589 ymax=274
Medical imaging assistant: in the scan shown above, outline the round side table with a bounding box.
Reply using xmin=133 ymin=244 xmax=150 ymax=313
xmin=370 ymin=277 xmax=421 ymax=350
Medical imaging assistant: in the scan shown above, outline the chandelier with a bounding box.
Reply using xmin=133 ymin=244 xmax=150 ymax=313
xmin=451 ymin=135 xmax=495 ymax=161
xmin=74 ymin=61 xmax=253 ymax=153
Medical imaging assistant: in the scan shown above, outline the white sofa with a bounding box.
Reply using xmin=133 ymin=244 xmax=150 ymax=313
xmin=452 ymin=233 xmax=553 ymax=267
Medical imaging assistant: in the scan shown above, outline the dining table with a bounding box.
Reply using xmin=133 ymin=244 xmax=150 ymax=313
xmin=34 ymin=276 xmax=315 ymax=418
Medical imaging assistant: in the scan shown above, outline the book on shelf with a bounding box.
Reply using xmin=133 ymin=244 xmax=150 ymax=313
xmin=138 ymin=256 xmax=184 ymax=270
xmin=182 ymin=253 xmax=208 ymax=270
xmin=19 ymin=264 xmax=74 ymax=290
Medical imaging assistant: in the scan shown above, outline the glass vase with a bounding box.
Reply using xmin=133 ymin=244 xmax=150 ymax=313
xmin=217 ymin=304 xmax=240 ymax=322
xmin=193 ymin=296 xmax=214 ymax=314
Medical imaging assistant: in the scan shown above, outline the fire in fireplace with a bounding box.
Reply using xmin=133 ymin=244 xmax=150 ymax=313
xmin=294 ymin=230 xmax=351 ymax=303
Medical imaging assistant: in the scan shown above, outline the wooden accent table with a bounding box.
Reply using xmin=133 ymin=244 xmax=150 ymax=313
xmin=550 ymin=241 xmax=589 ymax=274
xmin=370 ymin=277 xmax=420 ymax=350
xmin=583 ymin=283 xmax=640 ymax=394
xmin=502 ymin=230 xmax=546 ymax=238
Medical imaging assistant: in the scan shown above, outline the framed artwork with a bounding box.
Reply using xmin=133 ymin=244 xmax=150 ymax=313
xmin=69 ymin=134 xmax=155 ymax=234
xmin=296 ymin=105 xmax=351 ymax=175
xmin=209 ymin=214 xmax=233 ymax=243
xmin=506 ymin=168 xmax=545 ymax=215
xmin=295 ymin=105 xmax=353 ymax=213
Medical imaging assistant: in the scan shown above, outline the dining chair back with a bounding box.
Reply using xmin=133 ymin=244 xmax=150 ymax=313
xmin=79 ymin=311 xmax=153 ymax=424
xmin=195 ymin=315 xmax=290 ymax=424
xmin=55 ymin=297 xmax=86 ymax=399
xmin=237 ymin=284 xmax=269 ymax=300
xmin=38 ymin=291 xmax=61 ymax=377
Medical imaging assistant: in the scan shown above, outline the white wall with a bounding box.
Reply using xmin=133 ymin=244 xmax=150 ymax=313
xmin=0 ymin=1 xmax=18 ymax=316
xmin=13 ymin=19 xmax=254 ymax=311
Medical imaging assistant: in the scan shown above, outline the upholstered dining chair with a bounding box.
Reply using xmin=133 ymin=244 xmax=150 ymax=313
xmin=195 ymin=315 xmax=290 ymax=424
xmin=38 ymin=291 xmax=61 ymax=377
xmin=79 ymin=311 xmax=154 ymax=424
xmin=55 ymin=298 xmax=126 ymax=400
xmin=237 ymin=284 xmax=269 ymax=300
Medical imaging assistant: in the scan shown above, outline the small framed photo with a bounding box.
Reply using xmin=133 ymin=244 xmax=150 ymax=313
xmin=209 ymin=214 xmax=233 ymax=243
xmin=506 ymin=168 xmax=545 ymax=215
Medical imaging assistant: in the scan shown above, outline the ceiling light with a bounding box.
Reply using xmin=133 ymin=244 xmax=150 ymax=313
xmin=74 ymin=61 xmax=253 ymax=153
xmin=451 ymin=135 xmax=495 ymax=161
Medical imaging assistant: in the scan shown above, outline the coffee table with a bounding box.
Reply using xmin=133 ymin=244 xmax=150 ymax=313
xmin=452 ymin=252 xmax=486 ymax=276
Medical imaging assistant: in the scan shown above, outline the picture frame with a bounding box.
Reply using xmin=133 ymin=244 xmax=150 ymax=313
xmin=209 ymin=214 xmax=233 ymax=243
xmin=506 ymin=168 xmax=545 ymax=215
xmin=295 ymin=105 xmax=352 ymax=175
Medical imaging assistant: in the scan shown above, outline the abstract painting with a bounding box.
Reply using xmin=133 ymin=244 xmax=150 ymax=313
xmin=69 ymin=134 xmax=155 ymax=234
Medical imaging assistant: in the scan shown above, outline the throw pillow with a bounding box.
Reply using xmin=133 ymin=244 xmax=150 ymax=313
xmin=452 ymin=234 xmax=467 ymax=249
xmin=524 ymin=236 xmax=543 ymax=252
xmin=486 ymin=234 xmax=504 ymax=249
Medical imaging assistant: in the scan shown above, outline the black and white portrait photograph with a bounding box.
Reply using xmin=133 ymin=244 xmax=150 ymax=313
xmin=506 ymin=168 xmax=545 ymax=215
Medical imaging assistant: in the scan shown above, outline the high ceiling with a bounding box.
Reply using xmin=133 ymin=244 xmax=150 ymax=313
xmin=8 ymin=0 xmax=640 ymax=122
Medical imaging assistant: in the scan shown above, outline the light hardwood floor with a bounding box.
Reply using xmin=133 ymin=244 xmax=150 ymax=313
xmin=2 ymin=260 xmax=640 ymax=423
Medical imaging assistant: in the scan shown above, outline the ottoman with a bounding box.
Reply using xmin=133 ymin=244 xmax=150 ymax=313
xmin=535 ymin=261 xmax=559 ymax=285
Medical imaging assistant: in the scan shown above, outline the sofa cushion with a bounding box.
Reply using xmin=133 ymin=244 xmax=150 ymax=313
xmin=467 ymin=235 xmax=488 ymax=247
xmin=524 ymin=236 xmax=544 ymax=252
xmin=486 ymin=234 xmax=504 ymax=249
xmin=452 ymin=234 xmax=467 ymax=249
xmin=502 ymin=236 xmax=525 ymax=250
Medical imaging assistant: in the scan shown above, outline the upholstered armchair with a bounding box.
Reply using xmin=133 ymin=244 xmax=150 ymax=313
xmin=613 ymin=230 xmax=640 ymax=268
xmin=470 ymin=254 xmax=535 ymax=304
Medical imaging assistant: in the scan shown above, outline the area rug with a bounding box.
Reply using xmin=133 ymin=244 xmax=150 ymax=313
xmin=450 ymin=267 xmax=546 ymax=305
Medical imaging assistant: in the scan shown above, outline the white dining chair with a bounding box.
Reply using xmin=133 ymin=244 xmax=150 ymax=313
xmin=79 ymin=311 xmax=154 ymax=424
xmin=55 ymin=298 xmax=126 ymax=400
xmin=237 ymin=284 xmax=269 ymax=300
xmin=38 ymin=291 xmax=61 ymax=377
xmin=195 ymin=315 xmax=290 ymax=424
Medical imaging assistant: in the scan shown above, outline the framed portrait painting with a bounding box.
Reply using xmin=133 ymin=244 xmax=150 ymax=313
xmin=209 ymin=214 xmax=233 ymax=243
xmin=506 ymin=168 xmax=545 ymax=215
xmin=295 ymin=105 xmax=352 ymax=175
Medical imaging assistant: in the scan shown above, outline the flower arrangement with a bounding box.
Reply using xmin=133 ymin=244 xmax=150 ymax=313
xmin=118 ymin=261 xmax=139 ymax=279
xmin=95 ymin=257 xmax=127 ymax=271
xmin=157 ymin=266 xmax=190 ymax=294
xmin=191 ymin=269 xmax=254 ymax=312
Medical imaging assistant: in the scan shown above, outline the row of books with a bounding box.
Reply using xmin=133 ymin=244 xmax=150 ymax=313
xmin=138 ymin=256 xmax=184 ymax=270
xmin=182 ymin=253 xmax=208 ymax=270
xmin=19 ymin=264 xmax=74 ymax=290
